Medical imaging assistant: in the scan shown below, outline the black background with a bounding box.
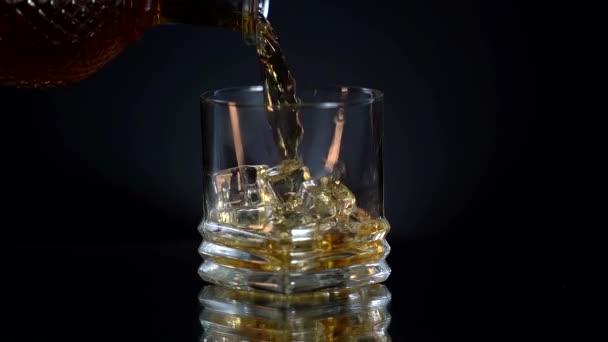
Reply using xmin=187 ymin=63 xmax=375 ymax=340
xmin=2 ymin=0 xmax=604 ymax=340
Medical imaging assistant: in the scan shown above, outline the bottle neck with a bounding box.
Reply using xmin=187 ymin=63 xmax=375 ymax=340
xmin=159 ymin=0 xmax=269 ymax=41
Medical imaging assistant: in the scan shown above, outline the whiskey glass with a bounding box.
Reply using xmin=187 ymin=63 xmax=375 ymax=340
xmin=198 ymin=85 xmax=390 ymax=293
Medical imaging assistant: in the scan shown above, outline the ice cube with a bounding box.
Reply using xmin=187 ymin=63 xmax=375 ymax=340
xmin=262 ymin=213 xmax=330 ymax=255
xmin=297 ymin=177 xmax=356 ymax=221
xmin=356 ymin=217 xmax=391 ymax=241
xmin=267 ymin=159 xmax=311 ymax=203
xmin=345 ymin=208 xmax=390 ymax=241
xmin=350 ymin=207 xmax=372 ymax=223
xmin=209 ymin=206 xmax=276 ymax=230
xmin=329 ymin=179 xmax=357 ymax=219
xmin=212 ymin=165 xmax=278 ymax=208
xmin=210 ymin=165 xmax=279 ymax=229
xmin=314 ymin=221 xmax=355 ymax=251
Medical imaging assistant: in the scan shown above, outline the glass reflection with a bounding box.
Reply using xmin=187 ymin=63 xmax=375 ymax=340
xmin=199 ymin=284 xmax=391 ymax=341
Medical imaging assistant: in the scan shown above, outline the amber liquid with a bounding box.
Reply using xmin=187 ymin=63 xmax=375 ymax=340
xmin=203 ymin=215 xmax=390 ymax=273
xmin=255 ymin=16 xmax=303 ymax=161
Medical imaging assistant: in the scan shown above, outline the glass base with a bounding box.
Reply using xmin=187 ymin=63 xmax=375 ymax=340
xmin=199 ymin=256 xmax=391 ymax=294
xmin=198 ymin=216 xmax=391 ymax=294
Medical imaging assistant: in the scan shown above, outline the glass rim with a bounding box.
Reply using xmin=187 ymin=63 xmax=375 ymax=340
xmin=201 ymin=85 xmax=384 ymax=109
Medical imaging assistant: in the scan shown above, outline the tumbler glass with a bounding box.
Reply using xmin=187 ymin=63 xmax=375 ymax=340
xmin=198 ymin=85 xmax=390 ymax=294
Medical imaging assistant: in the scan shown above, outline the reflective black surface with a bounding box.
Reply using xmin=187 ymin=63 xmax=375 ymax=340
xmin=6 ymin=239 xmax=605 ymax=341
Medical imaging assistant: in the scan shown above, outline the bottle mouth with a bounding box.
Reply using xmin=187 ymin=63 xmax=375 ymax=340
xmin=242 ymin=0 xmax=269 ymax=44
xmin=259 ymin=0 xmax=270 ymax=18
